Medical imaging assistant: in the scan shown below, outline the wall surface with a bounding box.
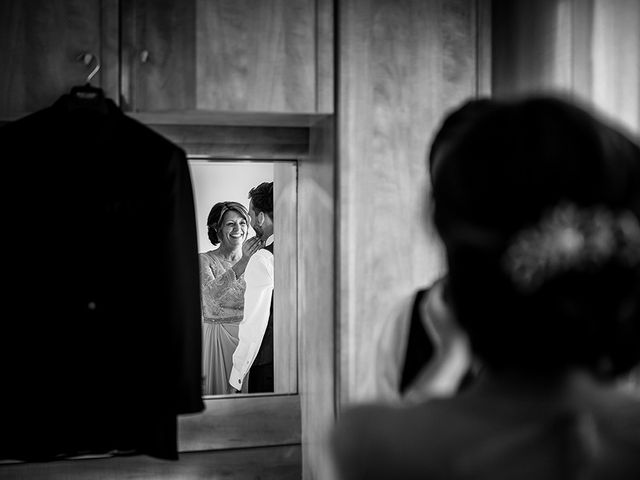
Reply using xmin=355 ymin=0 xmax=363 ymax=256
xmin=337 ymin=0 xmax=485 ymax=404
xmin=492 ymin=0 xmax=640 ymax=134
xmin=589 ymin=0 xmax=640 ymax=134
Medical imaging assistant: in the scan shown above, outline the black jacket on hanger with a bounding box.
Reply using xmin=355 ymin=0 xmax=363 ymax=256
xmin=0 ymin=93 xmax=204 ymax=461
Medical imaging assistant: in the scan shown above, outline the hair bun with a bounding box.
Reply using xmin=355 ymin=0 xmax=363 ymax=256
xmin=503 ymin=203 xmax=640 ymax=293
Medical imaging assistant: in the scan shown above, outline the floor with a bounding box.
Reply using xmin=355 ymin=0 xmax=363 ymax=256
xmin=0 ymin=444 xmax=302 ymax=479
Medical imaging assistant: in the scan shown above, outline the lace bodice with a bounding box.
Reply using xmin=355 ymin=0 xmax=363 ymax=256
xmin=199 ymin=250 xmax=246 ymax=319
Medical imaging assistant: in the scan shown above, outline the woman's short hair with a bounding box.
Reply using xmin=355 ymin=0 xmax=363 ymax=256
xmin=431 ymin=95 xmax=640 ymax=377
xmin=206 ymin=201 xmax=249 ymax=246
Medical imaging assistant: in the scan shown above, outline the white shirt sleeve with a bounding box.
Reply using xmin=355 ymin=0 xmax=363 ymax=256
xmin=229 ymin=248 xmax=274 ymax=390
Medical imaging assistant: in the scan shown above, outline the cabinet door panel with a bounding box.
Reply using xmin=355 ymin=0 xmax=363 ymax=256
xmin=122 ymin=0 xmax=196 ymax=111
xmin=123 ymin=0 xmax=318 ymax=113
xmin=196 ymin=0 xmax=315 ymax=112
xmin=0 ymin=0 xmax=116 ymax=118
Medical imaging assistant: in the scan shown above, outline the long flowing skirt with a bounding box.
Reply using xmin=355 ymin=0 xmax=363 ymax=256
xmin=202 ymin=318 xmax=248 ymax=395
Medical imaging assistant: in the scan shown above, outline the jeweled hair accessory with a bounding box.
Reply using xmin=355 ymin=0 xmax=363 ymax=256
xmin=503 ymin=203 xmax=640 ymax=293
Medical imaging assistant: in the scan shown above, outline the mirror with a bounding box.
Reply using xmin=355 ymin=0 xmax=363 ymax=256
xmin=189 ymin=159 xmax=298 ymax=398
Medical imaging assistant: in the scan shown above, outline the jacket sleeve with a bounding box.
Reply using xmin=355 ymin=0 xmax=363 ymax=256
xmin=163 ymin=147 xmax=205 ymax=414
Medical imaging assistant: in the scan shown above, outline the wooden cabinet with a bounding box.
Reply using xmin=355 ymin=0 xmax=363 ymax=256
xmin=0 ymin=0 xmax=119 ymax=119
xmin=0 ymin=0 xmax=333 ymax=119
xmin=121 ymin=0 xmax=333 ymax=113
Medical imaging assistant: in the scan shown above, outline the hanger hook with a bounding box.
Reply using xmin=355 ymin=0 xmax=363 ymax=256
xmin=77 ymin=53 xmax=101 ymax=84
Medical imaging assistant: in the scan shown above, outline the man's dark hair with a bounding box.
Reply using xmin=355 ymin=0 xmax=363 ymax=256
xmin=248 ymin=182 xmax=274 ymax=219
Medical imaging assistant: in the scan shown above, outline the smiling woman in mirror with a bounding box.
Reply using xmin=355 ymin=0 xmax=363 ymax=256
xmin=199 ymin=201 xmax=264 ymax=395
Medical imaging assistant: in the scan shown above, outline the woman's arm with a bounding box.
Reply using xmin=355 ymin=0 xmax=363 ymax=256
xmin=230 ymin=236 xmax=264 ymax=278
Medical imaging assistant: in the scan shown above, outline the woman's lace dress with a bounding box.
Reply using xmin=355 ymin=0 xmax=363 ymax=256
xmin=199 ymin=251 xmax=248 ymax=395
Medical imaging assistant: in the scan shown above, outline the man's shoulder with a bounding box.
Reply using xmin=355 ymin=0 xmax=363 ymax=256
xmin=246 ymin=249 xmax=274 ymax=276
xmin=253 ymin=248 xmax=273 ymax=261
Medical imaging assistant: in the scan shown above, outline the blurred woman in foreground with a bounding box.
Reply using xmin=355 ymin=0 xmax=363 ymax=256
xmin=332 ymin=96 xmax=640 ymax=480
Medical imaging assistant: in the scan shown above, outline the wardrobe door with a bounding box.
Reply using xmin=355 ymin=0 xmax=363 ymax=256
xmin=0 ymin=0 xmax=118 ymax=119
xmin=121 ymin=0 xmax=331 ymax=114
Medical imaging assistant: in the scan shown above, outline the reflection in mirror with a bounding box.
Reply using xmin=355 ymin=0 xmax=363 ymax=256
xmin=189 ymin=160 xmax=297 ymax=398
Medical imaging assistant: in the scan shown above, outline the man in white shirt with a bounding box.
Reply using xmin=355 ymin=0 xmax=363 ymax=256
xmin=229 ymin=182 xmax=275 ymax=393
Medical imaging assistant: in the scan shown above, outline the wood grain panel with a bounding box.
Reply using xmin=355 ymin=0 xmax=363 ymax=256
xmin=143 ymin=123 xmax=309 ymax=159
xmin=128 ymin=111 xmax=329 ymax=127
xmin=274 ymin=163 xmax=299 ymax=393
xmin=121 ymin=0 xmax=196 ymax=111
xmin=147 ymin=125 xmax=308 ymax=146
xmin=0 ymin=0 xmax=110 ymax=118
xmin=316 ymin=0 xmax=335 ymax=113
xmin=300 ymin=116 xmax=336 ymax=480
xmin=0 ymin=444 xmax=301 ymax=480
xmin=195 ymin=0 xmax=316 ymax=113
xmin=338 ymin=0 xmax=478 ymax=404
xmin=100 ymin=0 xmax=120 ymax=102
